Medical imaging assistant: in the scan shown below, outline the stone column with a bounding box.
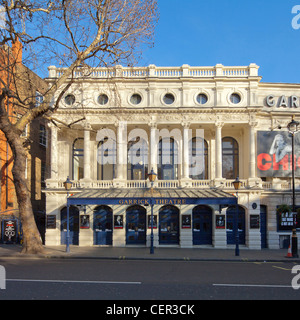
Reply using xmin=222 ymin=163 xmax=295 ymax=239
xmin=249 ymin=122 xmax=257 ymax=179
xmin=83 ymin=122 xmax=92 ymax=182
xmin=115 ymin=121 xmax=127 ymax=186
xmin=49 ymin=123 xmax=58 ymax=180
xmin=248 ymin=121 xmax=260 ymax=187
xmin=149 ymin=122 xmax=158 ymax=175
xmin=215 ymin=122 xmax=224 ymax=181
xmin=182 ymin=122 xmax=191 ymax=180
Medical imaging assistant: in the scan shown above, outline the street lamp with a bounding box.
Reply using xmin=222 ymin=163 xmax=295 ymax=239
xmin=148 ymin=168 xmax=157 ymax=254
xmin=63 ymin=176 xmax=73 ymax=253
xmin=287 ymin=116 xmax=300 ymax=258
xmin=233 ymin=176 xmax=242 ymax=256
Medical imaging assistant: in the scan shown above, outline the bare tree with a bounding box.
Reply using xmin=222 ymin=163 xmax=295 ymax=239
xmin=0 ymin=0 xmax=158 ymax=253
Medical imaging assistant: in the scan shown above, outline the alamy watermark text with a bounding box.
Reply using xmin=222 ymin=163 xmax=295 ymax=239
xmin=292 ymin=5 xmax=300 ymax=29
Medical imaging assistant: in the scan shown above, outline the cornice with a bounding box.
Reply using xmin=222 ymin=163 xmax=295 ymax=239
xmin=46 ymin=76 xmax=262 ymax=87
xmin=259 ymin=82 xmax=300 ymax=89
xmin=52 ymin=107 xmax=262 ymax=129
xmin=258 ymin=109 xmax=300 ymax=117
xmin=55 ymin=106 xmax=260 ymax=116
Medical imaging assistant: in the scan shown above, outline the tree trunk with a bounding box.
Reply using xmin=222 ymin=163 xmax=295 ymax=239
xmin=9 ymin=134 xmax=44 ymax=254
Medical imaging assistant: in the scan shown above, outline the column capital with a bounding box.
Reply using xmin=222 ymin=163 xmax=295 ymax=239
xmin=114 ymin=120 xmax=127 ymax=129
xmin=215 ymin=121 xmax=224 ymax=129
xmin=83 ymin=121 xmax=92 ymax=130
xmin=149 ymin=122 xmax=157 ymax=129
xmin=181 ymin=121 xmax=190 ymax=129
xmin=48 ymin=122 xmax=58 ymax=130
xmin=249 ymin=121 xmax=258 ymax=128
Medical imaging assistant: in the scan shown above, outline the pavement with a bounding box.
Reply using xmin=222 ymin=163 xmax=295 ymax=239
xmin=0 ymin=244 xmax=299 ymax=262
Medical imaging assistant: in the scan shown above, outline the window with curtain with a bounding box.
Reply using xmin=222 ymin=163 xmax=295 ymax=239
xmin=189 ymin=137 xmax=208 ymax=180
xmin=158 ymin=138 xmax=178 ymax=180
xmin=72 ymin=138 xmax=84 ymax=180
xmin=127 ymin=137 xmax=148 ymax=180
xmin=97 ymin=137 xmax=116 ymax=180
xmin=222 ymin=137 xmax=239 ymax=179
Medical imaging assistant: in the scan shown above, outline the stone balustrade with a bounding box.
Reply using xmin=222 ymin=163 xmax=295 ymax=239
xmin=47 ymin=64 xmax=259 ymax=80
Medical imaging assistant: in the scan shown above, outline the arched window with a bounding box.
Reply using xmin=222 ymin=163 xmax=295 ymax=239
xmin=189 ymin=137 xmax=208 ymax=180
xmin=72 ymin=138 xmax=84 ymax=180
xmin=127 ymin=137 xmax=148 ymax=180
xmin=97 ymin=137 xmax=116 ymax=180
xmin=158 ymin=138 xmax=178 ymax=180
xmin=222 ymin=137 xmax=239 ymax=179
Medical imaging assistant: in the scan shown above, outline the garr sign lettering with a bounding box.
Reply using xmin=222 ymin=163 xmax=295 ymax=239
xmin=266 ymin=95 xmax=300 ymax=108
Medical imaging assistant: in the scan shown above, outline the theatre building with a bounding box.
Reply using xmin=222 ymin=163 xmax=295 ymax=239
xmin=44 ymin=63 xmax=300 ymax=250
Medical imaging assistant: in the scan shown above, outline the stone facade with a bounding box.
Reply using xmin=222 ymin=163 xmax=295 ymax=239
xmin=44 ymin=64 xmax=300 ymax=249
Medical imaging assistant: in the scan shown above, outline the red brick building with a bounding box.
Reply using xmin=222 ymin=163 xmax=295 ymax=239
xmin=0 ymin=39 xmax=49 ymax=243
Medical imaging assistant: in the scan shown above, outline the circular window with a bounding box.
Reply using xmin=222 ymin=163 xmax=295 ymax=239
xmin=163 ymin=93 xmax=175 ymax=105
xmin=196 ymin=93 xmax=208 ymax=105
xmin=130 ymin=94 xmax=142 ymax=105
xmin=98 ymin=94 xmax=109 ymax=105
xmin=65 ymin=94 xmax=75 ymax=106
xmin=230 ymin=93 xmax=241 ymax=104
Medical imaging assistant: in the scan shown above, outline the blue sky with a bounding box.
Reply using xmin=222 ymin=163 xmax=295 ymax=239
xmin=141 ymin=0 xmax=300 ymax=84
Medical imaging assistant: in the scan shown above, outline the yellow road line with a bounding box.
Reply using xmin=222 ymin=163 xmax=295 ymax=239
xmin=272 ymin=266 xmax=293 ymax=271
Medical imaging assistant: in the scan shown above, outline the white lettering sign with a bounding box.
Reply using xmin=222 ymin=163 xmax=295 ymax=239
xmin=266 ymin=95 xmax=299 ymax=108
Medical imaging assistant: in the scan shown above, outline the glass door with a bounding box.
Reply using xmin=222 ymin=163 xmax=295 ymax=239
xmin=94 ymin=206 xmax=113 ymax=245
xmin=126 ymin=206 xmax=146 ymax=245
xmin=193 ymin=206 xmax=212 ymax=245
xmin=159 ymin=205 xmax=179 ymax=245
xmin=61 ymin=206 xmax=79 ymax=245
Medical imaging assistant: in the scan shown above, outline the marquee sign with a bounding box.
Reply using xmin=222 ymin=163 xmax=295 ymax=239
xmin=118 ymin=198 xmax=187 ymax=206
xmin=68 ymin=189 xmax=237 ymax=207
xmin=257 ymin=131 xmax=300 ymax=177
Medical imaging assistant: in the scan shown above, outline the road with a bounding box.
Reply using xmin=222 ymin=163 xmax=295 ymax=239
xmin=0 ymin=258 xmax=299 ymax=303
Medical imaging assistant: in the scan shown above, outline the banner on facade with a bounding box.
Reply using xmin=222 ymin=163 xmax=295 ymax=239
xmin=257 ymin=131 xmax=300 ymax=177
